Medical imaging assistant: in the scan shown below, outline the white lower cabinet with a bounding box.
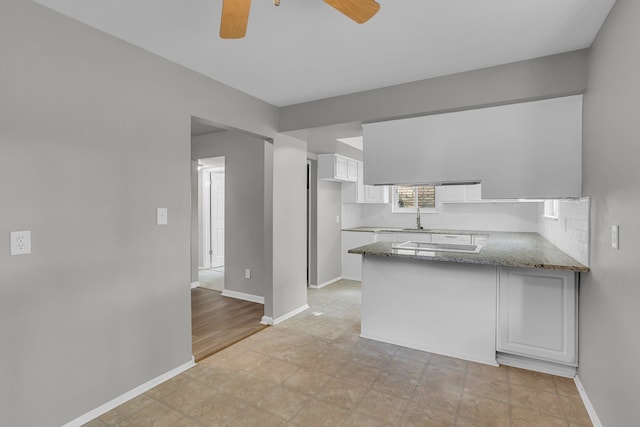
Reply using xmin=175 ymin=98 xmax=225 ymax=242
xmin=341 ymin=231 xmax=375 ymax=281
xmin=497 ymin=267 xmax=577 ymax=367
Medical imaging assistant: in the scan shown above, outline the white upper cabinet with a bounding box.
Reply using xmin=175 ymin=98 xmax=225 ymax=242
xmin=363 ymin=96 xmax=583 ymax=199
xmin=344 ymin=160 xmax=390 ymax=204
xmin=356 ymin=161 xmax=389 ymax=204
xmin=318 ymin=154 xmax=358 ymax=182
xmin=436 ymin=184 xmax=482 ymax=203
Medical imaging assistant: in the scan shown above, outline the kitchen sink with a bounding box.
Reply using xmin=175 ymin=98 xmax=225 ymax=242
xmin=392 ymin=241 xmax=482 ymax=254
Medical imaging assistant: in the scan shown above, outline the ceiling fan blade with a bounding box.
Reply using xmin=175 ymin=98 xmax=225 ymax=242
xmin=220 ymin=0 xmax=252 ymax=39
xmin=323 ymin=0 xmax=380 ymax=24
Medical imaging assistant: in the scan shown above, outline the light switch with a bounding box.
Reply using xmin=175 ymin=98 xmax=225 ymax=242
xmin=612 ymin=224 xmax=619 ymax=249
xmin=245 ymin=268 xmax=251 ymax=279
xmin=157 ymin=208 xmax=168 ymax=225
xmin=10 ymin=230 xmax=31 ymax=255
xmin=336 ymin=215 xmax=340 ymax=224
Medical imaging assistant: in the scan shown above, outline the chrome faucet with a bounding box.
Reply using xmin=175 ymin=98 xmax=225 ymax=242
xmin=416 ymin=201 xmax=423 ymax=229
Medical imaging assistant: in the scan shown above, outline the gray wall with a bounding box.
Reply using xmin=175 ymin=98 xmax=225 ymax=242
xmin=272 ymin=135 xmax=308 ymax=320
xmin=307 ymin=160 xmax=342 ymax=287
xmin=280 ymin=50 xmax=589 ymax=132
xmin=315 ymin=180 xmax=343 ymax=285
xmin=308 ymin=160 xmax=319 ymax=286
xmin=581 ymin=0 xmax=640 ymax=425
xmin=0 ymin=0 xmax=279 ymax=425
xmin=191 ymin=132 xmax=272 ymax=300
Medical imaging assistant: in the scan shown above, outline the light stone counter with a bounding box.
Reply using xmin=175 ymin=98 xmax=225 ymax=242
xmin=346 ymin=230 xmax=588 ymax=272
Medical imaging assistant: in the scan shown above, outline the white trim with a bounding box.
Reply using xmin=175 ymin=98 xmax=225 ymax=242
xmin=309 ymin=276 xmax=342 ymax=289
xmin=62 ymin=358 xmax=195 ymax=427
xmin=574 ymin=375 xmax=603 ymax=427
xmin=496 ymin=352 xmax=576 ymax=378
xmin=221 ymin=289 xmax=264 ymax=304
xmin=190 ymin=281 xmax=200 ymax=289
xmin=262 ymin=304 xmax=310 ymax=325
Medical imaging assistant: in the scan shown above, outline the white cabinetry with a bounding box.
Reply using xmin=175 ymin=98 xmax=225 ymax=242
xmin=363 ymin=96 xmax=583 ymax=198
xmin=356 ymin=161 xmax=389 ymax=204
xmin=375 ymin=232 xmax=395 ymax=242
xmin=344 ymin=161 xmax=390 ymax=204
xmin=341 ymin=231 xmax=375 ymax=281
xmin=497 ymin=267 xmax=577 ymax=369
xmin=318 ymin=154 xmax=357 ymax=182
xmin=437 ymin=185 xmax=482 ymax=203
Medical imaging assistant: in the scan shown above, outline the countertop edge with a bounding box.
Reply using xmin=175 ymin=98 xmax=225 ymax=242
xmin=348 ymin=248 xmax=589 ymax=272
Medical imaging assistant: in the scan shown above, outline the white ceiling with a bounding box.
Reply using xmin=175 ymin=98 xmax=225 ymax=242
xmin=35 ymin=0 xmax=615 ymax=107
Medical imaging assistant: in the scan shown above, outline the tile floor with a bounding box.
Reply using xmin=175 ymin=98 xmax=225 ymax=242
xmin=85 ymin=280 xmax=592 ymax=426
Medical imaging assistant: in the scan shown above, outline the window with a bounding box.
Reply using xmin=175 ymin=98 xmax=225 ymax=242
xmin=392 ymin=185 xmax=438 ymax=213
xmin=543 ymin=200 xmax=559 ymax=219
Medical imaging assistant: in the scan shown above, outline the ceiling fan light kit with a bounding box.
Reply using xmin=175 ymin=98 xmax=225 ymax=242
xmin=219 ymin=0 xmax=380 ymax=39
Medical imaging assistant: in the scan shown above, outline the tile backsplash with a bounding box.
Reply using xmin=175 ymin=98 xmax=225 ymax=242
xmin=538 ymin=197 xmax=590 ymax=266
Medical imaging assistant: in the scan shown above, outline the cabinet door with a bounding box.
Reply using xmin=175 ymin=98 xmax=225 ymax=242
xmin=364 ymin=185 xmax=389 ymax=203
xmin=375 ymin=233 xmax=395 ymax=242
xmin=347 ymin=159 xmax=358 ymax=181
xmin=342 ymin=231 xmax=375 ymax=281
xmin=437 ymin=185 xmax=466 ymax=203
xmin=466 ymin=184 xmax=482 ymax=201
xmin=335 ymin=156 xmax=349 ymax=180
xmin=356 ymin=161 xmax=366 ymax=202
xmin=498 ymin=267 xmax=577 ymax=365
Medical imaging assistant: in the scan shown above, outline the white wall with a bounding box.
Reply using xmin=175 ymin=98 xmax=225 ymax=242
xmin=580 ymin=0 xmax=640 ymax=424
xmin=537 ymin=198 xmax=590 ymax=267
xmin=0 ymin=1 xmax=279 ymax=426
xmin=343 ymin=192 xmax=541 ymax=232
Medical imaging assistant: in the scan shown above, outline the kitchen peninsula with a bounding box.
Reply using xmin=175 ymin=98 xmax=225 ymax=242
xmin=348 ymin=230 xmax=588 ymax=376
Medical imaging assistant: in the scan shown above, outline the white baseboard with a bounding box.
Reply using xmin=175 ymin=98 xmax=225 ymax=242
xmin=261 ymin=304 xmax=310 ymax=325
xmin=62 ymin=358 xmax=195 ymax=427
xmin=496 ymin=352 xmax=576 ymax=378
xmin=190 ymin=281 xmax=199 ymax=289
xmin=260 ymin=316 xmax=273 ymax=325
xmin=221 ymin=289 xmax=264 ymax=304
xmin=574 ymin=375 xmax=603 ymax=427
xmin=309 ymin=276 xmax=342 ymax=289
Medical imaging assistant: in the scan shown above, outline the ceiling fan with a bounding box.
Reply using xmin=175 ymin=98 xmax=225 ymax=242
xmin=220 ymin=0 xmax=381 ymax=39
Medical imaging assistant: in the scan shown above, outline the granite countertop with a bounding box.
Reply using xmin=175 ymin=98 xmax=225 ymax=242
xmin=347 ymin=230 xmax=589 ymax=272
xmin=342 ymin=226 xmax=487 ymax=235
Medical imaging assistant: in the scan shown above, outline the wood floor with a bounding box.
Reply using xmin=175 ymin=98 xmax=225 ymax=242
xmin=191 ymin=287 xmax=268 ymax=362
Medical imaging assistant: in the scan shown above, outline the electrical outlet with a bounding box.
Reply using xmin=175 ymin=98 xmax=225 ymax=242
xmin=10 ymin=230 xmax=31 ymax=255
xmin=612 ymin=225 xmax=619 ymax=249
xmin=245 ymin=268 xmax=251 ymax=279
xmin=157 ymin=208 xmax=168 ymax=225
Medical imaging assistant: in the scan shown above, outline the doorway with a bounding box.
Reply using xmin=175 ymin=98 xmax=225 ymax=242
xmin=198 ymin=156 xmax=225 ymax=292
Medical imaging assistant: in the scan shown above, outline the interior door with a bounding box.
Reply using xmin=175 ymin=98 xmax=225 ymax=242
xmin=210 ymin=171 xmax=225 ymax=268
